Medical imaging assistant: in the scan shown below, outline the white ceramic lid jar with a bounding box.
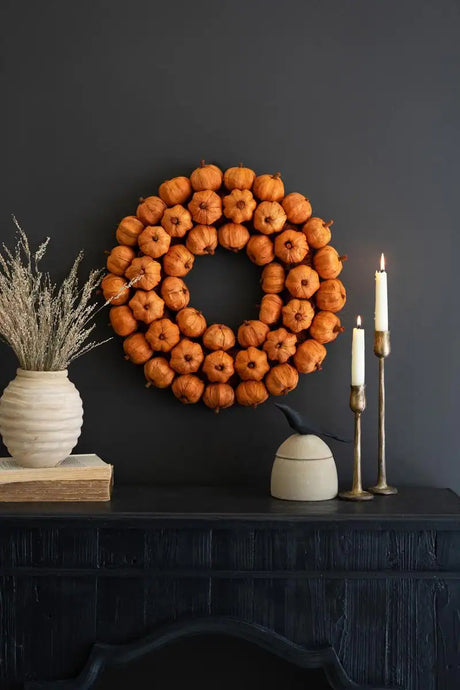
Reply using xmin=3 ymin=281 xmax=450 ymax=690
xmin=270 ymin=433 xmax=338 ymax=501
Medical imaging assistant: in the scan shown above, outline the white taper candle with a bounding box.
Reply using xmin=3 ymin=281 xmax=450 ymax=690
xmin=351 ymin=315 xmax=365 ymax=386
xmin=375 ymin=253 xmax=389 ymax=331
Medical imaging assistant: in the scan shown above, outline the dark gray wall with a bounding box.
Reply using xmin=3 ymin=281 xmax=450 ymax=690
xmin=1 ymin=0 xmax=459 ymax=491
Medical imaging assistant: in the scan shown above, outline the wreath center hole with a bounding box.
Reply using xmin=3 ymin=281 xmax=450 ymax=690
xmin=185 ymin=247 xmax=260 ymax=330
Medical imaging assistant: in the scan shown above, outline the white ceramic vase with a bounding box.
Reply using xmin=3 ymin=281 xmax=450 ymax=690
xmin=271 ymin=434 xmax=338 ymax=501
xmin=0 ymin=369 xmax=83 ymax=468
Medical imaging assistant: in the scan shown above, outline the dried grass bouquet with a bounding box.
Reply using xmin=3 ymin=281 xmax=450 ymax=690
xmin=0 ymin=217 xmax=116 ymax=371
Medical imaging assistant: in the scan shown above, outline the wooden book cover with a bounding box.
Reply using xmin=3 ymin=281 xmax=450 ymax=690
xmin=0 ymin=454 xmax=113 ymax=502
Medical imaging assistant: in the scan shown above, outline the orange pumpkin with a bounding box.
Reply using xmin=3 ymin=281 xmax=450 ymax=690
xmin=285 ymin=265 xmax=320 ymax=299
xmin=116 ymin=216 xmax=144 ymax=246
xmin=274 ymin=229 xmax=308 ymax=264
xmin=253 ymin=172 xmax=284 ymax=201
xmin=145 ymin=318 xmax=180 ymax=352
xmin=281 ymin=193 xmax=312 ymax=224
xmin=246 ymin=235 xmax=274 ymax=266
xmin=101 ymin=274 xmax=130 ymax=305
xmin=172 ymin=374 xmax=204 ymax=404
xmin=160 ymin=276 xmax=190 ymax=311
xmin=263 ymin=328 xmax=297 ymax=363
xmin=218 ymin=223 xmax=250 ymax=252
xmin=170 ymin=339 xmax=204 ymax=374
xmin=309 ymin=311 xmax=344 ymax=343
xmin=259 ymin=294 xmax=283 ymax=325
xmin=109 ymin=305 xmax=138 ymax=336
xmin=203 ymin=324 xmax=236 ymax=351
xmin=265 ymin=363 xmax=299 ymax=396
xmin=144 ymin=357 xmax=175 ymax=389
xmin=176 ymin=308 xmax=207 ymax=337
xmin=138 ymin=226 xmax=171 ymax=258
xmin=203 ymin=383 xmax=235 ymax=412
xmin=237 ymin=320 xmax=269 ymax=348
xmin=125 ymin=256 xmax=161 ymax=290
xmin=294 ymin=339 xmax=327 ymax=373
xmin=161 ymin=205 xmax=193 ymax=238
xmin=261 ymin=263 xmax=285 ymax=294
xmin=159 ymin=176 xmax=192 ymax=206
xmin=186 ymin=225 xmax=218 ymax=255
xmin=313 ymin=246 xmax=346 ymax=279
xmin=223 ymin=189 xmax=257 ymax=223
xmin=282 ymin=299 xmax=315 ymax=333
xmin=123 ymin=333 xmax=153 ymax=364
xmin=106 ymin=245 xmax=136 ymax=276
xmin=188 ymin=190 xmax=222 ymax=225
xmin=236 ymin=380 xmax=269 ymax=407
xmin=303 ymin=217 xmax=333 ymax=249
xmin=202 ymin=350 xmax=235 ymax=383
xmin=190 ymin=160 xmax=223 ymax=191
xmin=235 ymin=347 xmax=270 ymax=381
xmin=163 ymin=245 xmax=195 ymax=277
xmin=136 ymin=196 xmax=166 ymax=226
xmin=315 ymin=279 xmax=347 ymax=313
xmin=129 ymin=290 xmax=165 ymax=323
xmin=223 ymin=163 xmax=256 ymax=191
xmin=253 ymin=201 xmax=287 ymax=234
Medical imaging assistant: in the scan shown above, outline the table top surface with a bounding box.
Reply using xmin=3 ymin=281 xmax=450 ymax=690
xmin=0 ymin=486 xmax=459 ymax=523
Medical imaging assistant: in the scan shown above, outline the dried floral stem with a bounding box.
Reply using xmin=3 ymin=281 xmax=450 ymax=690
xmin=0 ymin=216 xmax=127 ymax=371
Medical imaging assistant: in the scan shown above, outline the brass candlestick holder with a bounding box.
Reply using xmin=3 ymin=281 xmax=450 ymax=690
xmin=339 ymin=385 xmax=374 ymax=501
xmin=368 ymin=331 xmax=397 ymax=495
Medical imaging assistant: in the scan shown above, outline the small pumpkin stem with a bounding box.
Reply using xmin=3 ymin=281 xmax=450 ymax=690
xmin=104 ymin=250 xmax=110 ymax=255
xmin=200 ymin=159 xmax=206 ymax=167
xmin=333 ymin=325 xmax=345 ymax=333
xmin=326 ymin=219 xmax=334 ymax=227
xmin=124 ymin=355 xmax=130 ymax=360
xmin=138 ymin=196 xmax=144 ymax=203
xmin=339 ymin=254 xmax=348 ymax=263
xmin=316 ymin=363 xmax=323 ymax=371
xmin=145 ymin=382 xmax=152 ymax=388
xmin=214 ymin=408 xmax=220 ymax=414
xmin=273 ymin=172 xmax=281 ymax=179
xmin=238 ymin=161 xmax=244 ymax=167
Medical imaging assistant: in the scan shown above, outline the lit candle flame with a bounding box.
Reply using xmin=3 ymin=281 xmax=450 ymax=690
xmin=380 ymin=253 xmax=385 ymax=271
xmin=357 ymin=315 xmax=362 ymax=328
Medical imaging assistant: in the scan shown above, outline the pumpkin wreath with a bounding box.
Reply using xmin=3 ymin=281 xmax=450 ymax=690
xmin=104 ymin=161 xmax=347 ymax=411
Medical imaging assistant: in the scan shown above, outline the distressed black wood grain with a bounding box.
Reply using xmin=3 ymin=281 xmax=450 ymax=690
xmin=0 ymin=487 xmax=459 ymax=689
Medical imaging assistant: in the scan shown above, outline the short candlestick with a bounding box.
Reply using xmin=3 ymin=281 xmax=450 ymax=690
xmin=339 ymin=385 xmax=374 ymax=501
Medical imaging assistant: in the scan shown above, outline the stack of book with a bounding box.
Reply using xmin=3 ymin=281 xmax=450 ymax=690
xmin=0 ymin=454 xmax=113 ymax=501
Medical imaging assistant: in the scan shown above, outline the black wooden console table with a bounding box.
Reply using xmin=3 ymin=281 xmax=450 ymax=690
xmin=0 ymin=487 xmax=459 ymax=689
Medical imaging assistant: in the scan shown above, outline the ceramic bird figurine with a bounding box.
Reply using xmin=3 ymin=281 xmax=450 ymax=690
xmin=275 ymin=403 xmax=350 ymax=443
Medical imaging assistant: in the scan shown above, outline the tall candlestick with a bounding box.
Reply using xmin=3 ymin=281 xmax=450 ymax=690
xmin=369 ymin=256 xmax=397 ymax=495
xmin=375 ymin=253 xmax=388 ymax=331
xmin=351 ymin=316 xmax=365 ymax=386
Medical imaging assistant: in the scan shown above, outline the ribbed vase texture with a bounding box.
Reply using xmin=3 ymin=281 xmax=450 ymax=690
xmin=0 ymin=369 xmax=83 ymax=468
